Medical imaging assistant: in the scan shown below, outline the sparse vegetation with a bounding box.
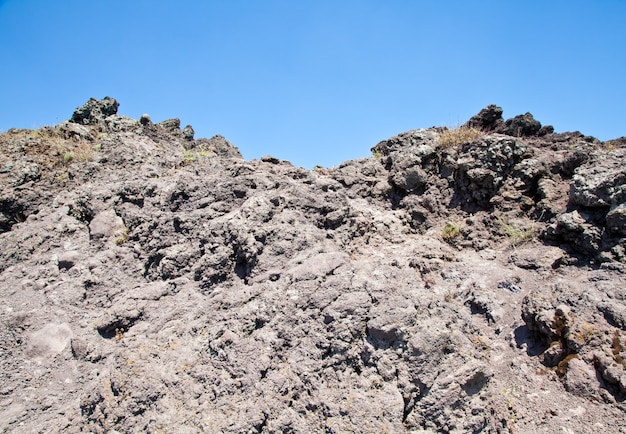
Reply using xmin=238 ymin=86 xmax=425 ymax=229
xmin=555 ymin=353 xmax=579 ymax=377
xmin=472 ymin=335 xmax=492 ymax=356
xmin=573 ymin=322 xmax=599 ymax=344
xmin=500 ymin=386 xmax=519 ymax=424
xmin=612 ymin=330 xmax=624 ymax=366
xmin=437 ymin=126 xmax=484 ymax=148
xmin=50 ymin=136 xmax=97 ymax=167
xmin=114 ymin=227 xmax=130 ymax=245
xmin=0 ymin=128 xmax=100 ymax=187
xmin=442 ymin=222 xmax=462 ymax=241
xmin=371 ymin=149 xmax=384 ymax=159
xmin=182 ymin=150 xmax=197 ymax=164
xmin=498 ymin=217 xmax=536 ymax=247
xmin=601 ymin=141 xmax=619 ymax=151
xmin=181 ymin=148 xmax=214 ymax=164
xmin=444 ymin=290 xmax=457 ymax=302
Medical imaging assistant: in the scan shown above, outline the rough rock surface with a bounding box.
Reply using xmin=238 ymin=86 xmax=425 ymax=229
xmin=1 ymin=98 xmax=626 ymax=433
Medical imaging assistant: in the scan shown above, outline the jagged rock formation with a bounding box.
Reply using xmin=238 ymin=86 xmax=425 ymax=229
xmin=1 ymin=98 xmax=626 ymax=433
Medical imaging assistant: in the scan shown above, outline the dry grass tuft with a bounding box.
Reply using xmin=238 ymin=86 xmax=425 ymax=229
xmin=51 ymin=137 xmax=95 ymax=164
xmin=437 ymin=126 xmax=484 ymax=148
xmin=498 ymin=217 xmax=536 ymax=247
xmin=114 ymin=226 xmax=130 ymax=245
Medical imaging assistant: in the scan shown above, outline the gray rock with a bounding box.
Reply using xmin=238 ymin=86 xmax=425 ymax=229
xmin=105 ymin=115 xmax=139 ymax=133
xmin=89 ymin=209 xmax=126 ymax=241
xmin=182 ymin=124 xmax=195 ymax=140
xmin=455 ymin=135 xmax=528 ymax=208
xmin=27 ymin=323 xmax=73 ymax=360
xmin=606 ymin=204 xmax=626 ymax=236
xmin=195 ymin=135 xmax=243 ymax=158
xmin=371 ymin=128 xmax=439 ymax=157
xmin=564 ymin=357 xmax=600 ymax=398
xmin=543 ymin=341 xmax=565 ymax=366
xmin=139 ymin=114 xmax=151 ymax=125
xmin=289 ymin=252 xmax=349 ymax=281
xmin=367 ymin=299 xmax=417 ymax=344
xmin=597 ymin=302 xmax=626 ymax=330
xmin=11 ymin=161 xmax=40 ymax=186
xmin=571 ymin=148 xmax=626 ymax=207
xmin=159 ymin=118 xmax=181 ymax=131
xmin=59 ymin=120 xmax=94 ymax=141
xmin=510 ymin=246 xmax=564 ymax=270
xmin=544 ymin=210 xmax=603 ymax=256
xmin=465 ymin=105 xmax=546 ymax=137
xmin=558 ymin=210 xmax=586 ymax=232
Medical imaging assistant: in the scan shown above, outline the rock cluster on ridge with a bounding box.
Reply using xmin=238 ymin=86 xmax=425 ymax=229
xmin=1 ymin=98 xmax=626 ymax=432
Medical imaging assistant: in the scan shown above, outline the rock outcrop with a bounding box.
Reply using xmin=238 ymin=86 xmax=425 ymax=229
xmin=1 ymin=98 xmax=626 ymax=433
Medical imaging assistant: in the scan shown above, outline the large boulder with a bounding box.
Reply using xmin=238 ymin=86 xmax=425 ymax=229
xmin=497 ymin=112 xmax=542 ymax=137
xmin=454 ymin=135 xmax=528 ymax=208
xmin=194 ymin=135 xmax=243 ymax=159
xmin=606 ymin=204 xmax=626 ymax=236
xmin=70 ymin=96 xmax=119 ymax=125
xmin=570 ymin=148 xmax=626 ymax=207
xmin=465 ymin=104 xmax=503 ymax=132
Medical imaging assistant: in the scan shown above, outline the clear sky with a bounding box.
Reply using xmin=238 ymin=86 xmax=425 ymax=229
xmin=1 ymin=1 xmax=624 ymax=168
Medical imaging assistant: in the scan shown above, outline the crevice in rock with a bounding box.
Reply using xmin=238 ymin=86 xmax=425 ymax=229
xmin=0 ymin=198 xmax=29 ymax=233
xmin=254 ymin=414 xmax=268 ymax=433
xmin=97 ymin=315 xmax=141 ymax=340
xmin=513 ymin=325 xmax=546 ymax=357
xmin=143 ymin=253 xmax=164 ymax=278
xmin=172 ymin=217 xmax=185 ymax=234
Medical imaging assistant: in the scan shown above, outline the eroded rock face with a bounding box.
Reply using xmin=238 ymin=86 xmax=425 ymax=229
xmin=1 ymin=99 xmax=626 ymax=433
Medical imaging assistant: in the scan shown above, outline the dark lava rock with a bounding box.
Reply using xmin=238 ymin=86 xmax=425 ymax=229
xmin=497 ymin=112 xmax=543 ymax=137
xmin=465 ymin=104 xmax=504 ymax=132
xmin=70 ymin=96 xmax=119 ymax=125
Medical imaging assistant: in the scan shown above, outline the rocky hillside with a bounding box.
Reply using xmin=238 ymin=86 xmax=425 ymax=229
xmin=1 ymin=98 xmax=626 ymax=433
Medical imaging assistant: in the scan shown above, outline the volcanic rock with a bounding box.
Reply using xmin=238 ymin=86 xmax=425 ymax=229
xmin=70 ymin=96 xmax=119 ymax=125
xmin=1 ymin=99 xmax=626 ymax=432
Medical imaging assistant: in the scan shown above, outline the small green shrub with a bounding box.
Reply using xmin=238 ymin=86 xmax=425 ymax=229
xmin=442 ymin=222 xmax=462 ymax=241
xmin=182 ymin=150 xmax=196 ymax=164
xmin=371 ymin=149 xmax=384 ymax=159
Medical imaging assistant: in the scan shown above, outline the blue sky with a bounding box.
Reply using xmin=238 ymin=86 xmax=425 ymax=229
xmin=1 ymin=1 xmax=624 ymax=168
